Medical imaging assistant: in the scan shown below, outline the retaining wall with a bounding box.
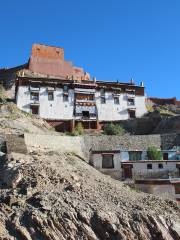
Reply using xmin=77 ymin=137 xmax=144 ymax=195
xmin=24 ymin=133 xmax=180 ymax=161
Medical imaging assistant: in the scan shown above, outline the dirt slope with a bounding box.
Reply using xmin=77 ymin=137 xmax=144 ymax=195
xmin=0 ymin=151 xmax=179 ymax=240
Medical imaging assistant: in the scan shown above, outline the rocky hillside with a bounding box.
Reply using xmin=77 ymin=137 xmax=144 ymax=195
xmin=0 ymin=150 xmax=179 ymax=240
xmin=0 ymin=102 xmax=53 ymax=135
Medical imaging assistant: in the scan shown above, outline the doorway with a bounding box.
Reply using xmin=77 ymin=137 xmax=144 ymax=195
xmin=30 ymin=105 xmax=39 ymax=115
xmin=123 ymin=164 xmax=133 ymax=179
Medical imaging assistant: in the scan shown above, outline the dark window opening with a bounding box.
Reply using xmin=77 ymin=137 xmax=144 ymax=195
xmin=82 ymin=111 xmax=90 ymax=118
xmin=114 ymin=96 xmax=119 ymax=104
xmin=175 ymin=185 xmax=180 ymax=194
xmin=102 ymin=154 xmax=114 ymax=169
xmin=101 ymin=96 xmax=106 ymax=104
xmin=158 ymin=163 xmax=163 ymax=169
xmin=128 ymin=98 xmax=135 ymax=106
xmin=147 ymin=163 xmax=152 ymax=169
xmin=63 ymin=94 xmax=68 ymax=102
xmin=48 ymin=91 xmax=54 ymax=101
xmin=30 ymin=92 xmax=39 ymax=101
xmin=128 ymin=110 xmax=136 ymax=118
xmin=30 ymin=105 xmax=39 ymax=115
xmin=129 ymin=151 xmax=142 ymax=161
xmin=163 ymin=153 xmax=169 ymax=160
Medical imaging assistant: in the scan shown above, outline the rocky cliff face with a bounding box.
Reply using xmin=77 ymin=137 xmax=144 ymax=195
xmin=0 ymin=151 xmax=179 ymax=240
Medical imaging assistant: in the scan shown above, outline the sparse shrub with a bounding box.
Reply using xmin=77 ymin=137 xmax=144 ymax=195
xmin=0 ymin=85 xmax=7 ymax=104
xmin=103 ymin=123 xmax=125 ymax=135
xmin=147 ymin=146 xmax=162 ymax=160
xmin=70 ymin=122 xmax=84 ymax=136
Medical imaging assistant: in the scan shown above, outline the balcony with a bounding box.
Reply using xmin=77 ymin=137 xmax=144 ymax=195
xmin=75 ymin=99 xmax=96 ymax=104
xmin=74 ymin=112 xmax=97 ymax=120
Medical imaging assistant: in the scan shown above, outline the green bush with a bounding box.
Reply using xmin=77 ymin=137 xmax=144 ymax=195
xmin=147 ymin=146 xmax=163 ymax=160
xmin=71 ymin=122 xmax=84 ymax=136
xmin=103 ymin=123 xmax=125 ymax=135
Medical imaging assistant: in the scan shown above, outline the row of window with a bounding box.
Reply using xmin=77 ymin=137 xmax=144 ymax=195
xmin=30 ymin=91 xmax=135 ymax=106
xmin=147 ymin=163 xmax=164 ymax=169
xmin=30 ymin=92 xmax=69 ymax=102
xmin=101 ymin=154 xmax=166 ymax=170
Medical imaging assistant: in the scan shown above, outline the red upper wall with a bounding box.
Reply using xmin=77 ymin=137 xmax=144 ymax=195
xmin=29 ymin=44 xmax=90 ymax=80
xmin=31 ymin=44 xmax=64 ymax=60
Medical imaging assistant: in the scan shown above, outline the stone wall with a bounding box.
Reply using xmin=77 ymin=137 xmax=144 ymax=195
xmin=24 ymin=133 xmax=180 ymax=162
xmin=24 ymin=133 xmax=84 ymax=157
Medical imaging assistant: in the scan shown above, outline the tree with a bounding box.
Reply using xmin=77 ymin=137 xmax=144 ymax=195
xmin=104 ymin=123 xmax=125 ymax=135
xmin=71 ymin=122 xmax=84 ymax=136
xmin=147 ymin=146 xmax=162 ymax=160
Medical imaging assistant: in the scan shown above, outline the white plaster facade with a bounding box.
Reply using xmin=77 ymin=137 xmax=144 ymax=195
xmin=129 ymin=161 xmax=179 ymax=175
xmin=16 ymin=86 xmax=74 ymax=120
xmin=16 ymin=85 xmax=147 ymax=121
xmin=95 ymin=91 xmax=147 ymax=121
xmin=91 ymin=150 xmax=180 ymax=180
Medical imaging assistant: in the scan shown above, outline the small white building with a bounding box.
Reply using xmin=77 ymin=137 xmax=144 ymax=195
xmin=90 ymin=148 xmax=180 ymax=180
xmin=122 ymin=160 xmax=180 ymax=179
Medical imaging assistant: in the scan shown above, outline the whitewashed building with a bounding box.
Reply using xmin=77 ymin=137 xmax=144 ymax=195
xmin=15 ymin=76 xmax=147 ymax=131
xmin=0 ymin=43 xmax=146 ymax=131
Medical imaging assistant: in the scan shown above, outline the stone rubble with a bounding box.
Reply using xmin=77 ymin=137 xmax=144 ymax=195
xmin=0 ymin=151 xmax=179 ymax=239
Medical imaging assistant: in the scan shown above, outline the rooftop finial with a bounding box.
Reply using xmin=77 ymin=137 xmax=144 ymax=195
xmin=140 ymin=81 xmax=144 ymax=87
xmin=130 ymin=78 xmax=134 ymax=84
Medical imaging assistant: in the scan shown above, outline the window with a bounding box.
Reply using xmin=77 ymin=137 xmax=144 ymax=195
xmin=163 ymin=153 xmax=169 ymax=160
xmin=102 ymin=154 xmax=114 ymax=168
xmin=63 ymin=94 xmax=68 ymax=102
xmin=100 ymin=89 xmax=105 ymax=95
xmin=30 ymin=92 xmax=39 ymax=101
xmin=147 ymin=164 xmax=152 ymax=169
xmin=30 ymin=105 xmax=39 ymax=115
xmin=129 ymin=151 xmax=142 ymax=161
xmin=128 ymin=98 xmax=135 ymax=106
xmin=48 ymin=91 xmax=54 ymax=101
xmin=63 ymin=85 xmax=68 ymax=92
xmin=158 ymin=163 xmax=163 ymax=169
xmin=114 ymin=96 xmax=119 ymax=104
xmin=101 ymin=96 xmax=106 ymax=104
xmin=128 ymin=110 xmax=136 ymax=118
xmin=82 ymin=111 xmax=90 ymax=118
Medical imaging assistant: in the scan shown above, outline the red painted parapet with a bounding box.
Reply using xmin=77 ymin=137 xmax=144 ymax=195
xmin=29 ymin=43 xmax=90 ymax=80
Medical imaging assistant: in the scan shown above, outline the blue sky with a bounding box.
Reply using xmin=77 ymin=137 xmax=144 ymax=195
xmin=1 ymin=0 xmax=180 ymax=98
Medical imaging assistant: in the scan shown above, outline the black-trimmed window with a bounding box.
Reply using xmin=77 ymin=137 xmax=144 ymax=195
xmin=63 ymin=85 xmax=68 ymax=93
xmin=158 ymin=163 xmax=163 ymax=169
xmin=114 ymin=96 xmax=119 ymax=104
xmin=147 ymin=163 xmax=152 ymax=169
xmin=63 ymin=94 xmax=68 ymax=102
xmin=102 ymin=154 xmax=114 ymax=169
xmin=30 ymin=92 xmax=39 ymax=101
xmin=101 ymin=96 xmax=106 ymax=104
xmin=128 ymin=98 xmax=135 ymax=106
xmin=48 ymin=91 xmax=54 ymax=101
xmin=100 ymin=88 xmax=105 ymax=95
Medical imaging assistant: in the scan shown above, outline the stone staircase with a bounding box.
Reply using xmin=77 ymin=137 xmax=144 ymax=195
xmin=5 ymin=134 xmax=27 ymax=154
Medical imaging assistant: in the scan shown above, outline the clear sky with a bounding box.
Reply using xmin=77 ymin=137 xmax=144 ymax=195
xmin=1 ymin=0 xmax=180 ymax=99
